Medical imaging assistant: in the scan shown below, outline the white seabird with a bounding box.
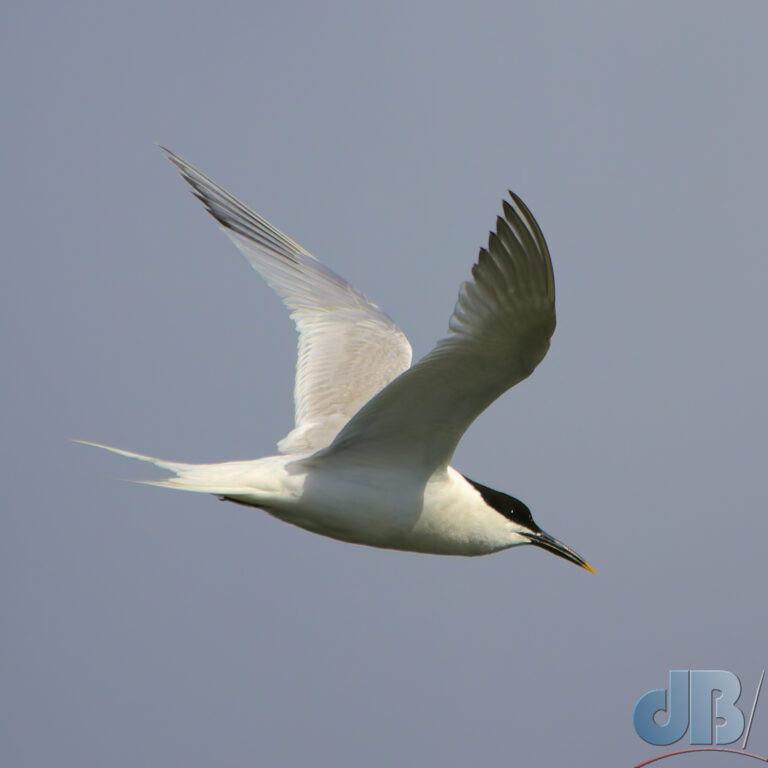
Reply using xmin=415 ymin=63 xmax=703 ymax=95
xmin=80 ymin=148 xmax=594 ymax=571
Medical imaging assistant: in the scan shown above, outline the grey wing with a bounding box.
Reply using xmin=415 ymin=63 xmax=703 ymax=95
xmin=316 ymin=192 xmax=555 ymax=472
xmin=164 ymin=149 xmax=413 ymax=453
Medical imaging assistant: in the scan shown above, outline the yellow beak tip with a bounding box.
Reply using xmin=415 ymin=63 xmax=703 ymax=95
xmin=582 ymin=561 xmax=597 ymax=575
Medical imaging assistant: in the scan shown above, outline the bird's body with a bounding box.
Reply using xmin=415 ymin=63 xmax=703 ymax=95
xmin=97 ymin=448 xmax=517 ymax=555
xmin=81 ymin=149 xmax=594 ymax=571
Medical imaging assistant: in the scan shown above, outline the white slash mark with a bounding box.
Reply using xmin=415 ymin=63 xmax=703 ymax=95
xmin=741 ymin=668 xmax=765 ymax=751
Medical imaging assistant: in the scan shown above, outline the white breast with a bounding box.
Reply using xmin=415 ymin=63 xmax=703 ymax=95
xmin=232 ymin=459 xmax=517 ymax=556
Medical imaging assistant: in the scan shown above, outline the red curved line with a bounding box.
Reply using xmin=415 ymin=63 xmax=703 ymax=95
xmin=635 ymin=747 xmax=768 ymax=767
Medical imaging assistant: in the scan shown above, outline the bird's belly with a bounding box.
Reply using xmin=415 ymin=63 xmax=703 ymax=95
xmin=247 ymin=466 xmax=508 ymax=556
xmin=264 ymin=473 xmax=421 ymax=549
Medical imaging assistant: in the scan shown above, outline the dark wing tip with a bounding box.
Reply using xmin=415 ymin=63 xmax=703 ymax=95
xmin=159 ymin=147 xmax=309 ymax=266
xmin=503 ymin=190 xmax=555 ymax=300
xmin=159 ymin=144 xmax=186 ymax=171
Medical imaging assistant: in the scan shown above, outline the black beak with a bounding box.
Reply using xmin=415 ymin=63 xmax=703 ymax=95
xmin=523 ymin=530 xmax=596 ymax=573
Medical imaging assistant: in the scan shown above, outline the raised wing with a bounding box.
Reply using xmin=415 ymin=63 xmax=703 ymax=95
xmin=164 ymin=149 xmax=412 ymax=453
xmin=317 ymin=192 xmax=555 ymax=473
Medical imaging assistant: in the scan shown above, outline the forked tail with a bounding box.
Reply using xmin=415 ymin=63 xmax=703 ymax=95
xmin=74 ymin=440 xmax=256 ymax=495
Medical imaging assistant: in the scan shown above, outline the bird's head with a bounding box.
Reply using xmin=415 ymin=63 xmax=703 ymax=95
xmin=464 ymin=477 xmax=595 ymax=572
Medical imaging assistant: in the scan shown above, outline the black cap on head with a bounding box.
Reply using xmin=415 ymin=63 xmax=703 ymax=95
xmin=463 ymin=476 xmax=541 ymax=533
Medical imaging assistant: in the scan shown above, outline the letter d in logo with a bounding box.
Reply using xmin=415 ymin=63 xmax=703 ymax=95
xmin=634 ymin=670 xmax=690 ymax=746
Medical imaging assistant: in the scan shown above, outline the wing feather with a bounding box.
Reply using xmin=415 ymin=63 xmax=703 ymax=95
xmin=163 ymin=149 xmax=412 ymax=453
xmin=317 ymin=191 xmax=555 ymax=472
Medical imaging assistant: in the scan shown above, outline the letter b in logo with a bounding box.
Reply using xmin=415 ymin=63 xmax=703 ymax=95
xmin=634 ymin=670 xmax=744 ymax=746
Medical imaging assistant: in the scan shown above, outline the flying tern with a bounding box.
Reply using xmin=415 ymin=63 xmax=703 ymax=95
xmin=80 ymin=149 xmax=594 ymax=571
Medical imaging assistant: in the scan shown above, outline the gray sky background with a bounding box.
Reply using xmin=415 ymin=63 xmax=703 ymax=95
xmin=3 ymin=2 xmax=768 ymax=766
